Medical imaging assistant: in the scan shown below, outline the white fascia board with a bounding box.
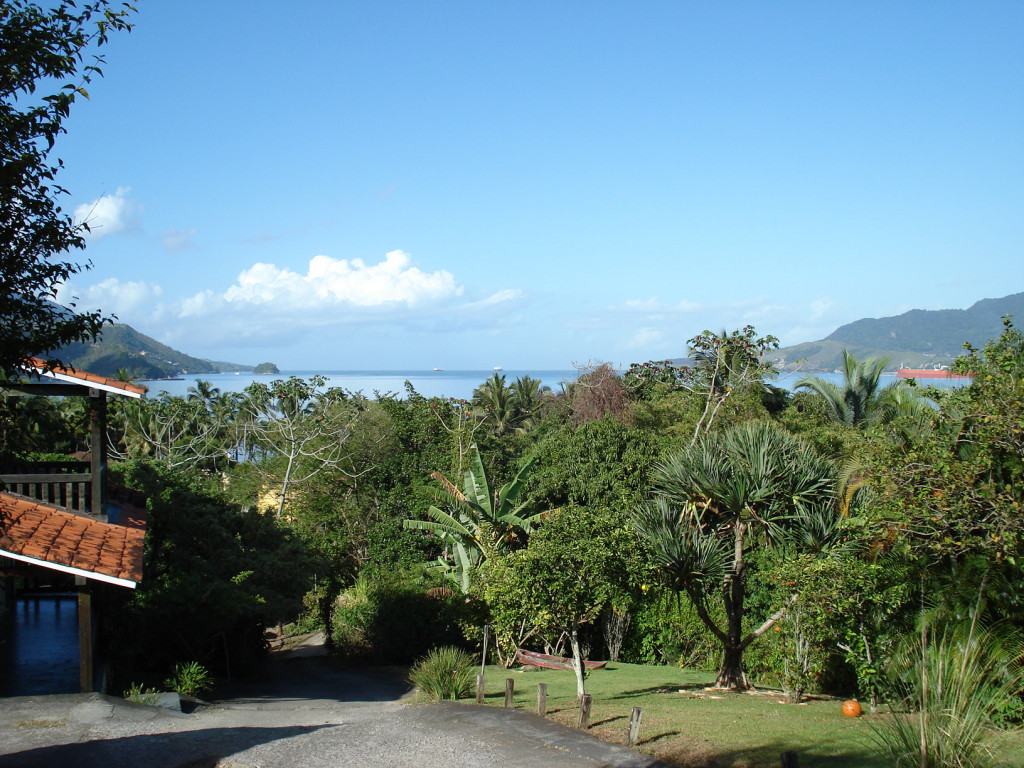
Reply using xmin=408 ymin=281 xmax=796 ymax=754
xmin=35 ymin=369 xmax=143 ymax=399
xmin=0 ymin=549 xmax=137 ymax=589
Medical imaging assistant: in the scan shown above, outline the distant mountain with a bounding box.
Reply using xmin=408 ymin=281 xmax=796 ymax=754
xmin=55 ymin=323 xmax=255 ymax=380
xmin=774 ymin=292 xmax=1023 ymax=372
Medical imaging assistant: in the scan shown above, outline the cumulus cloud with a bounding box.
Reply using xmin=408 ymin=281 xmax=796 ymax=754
xmin=74 ymin=250 xmax=524 ymax=354
xmin=223 ymin=250 xmax=462 ymax=308
xmin=74 ymin=187 xmax=139 ymax=241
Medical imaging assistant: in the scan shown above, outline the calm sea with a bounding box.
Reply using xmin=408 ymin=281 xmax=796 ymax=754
xmin=141 ymin=368 xmax=969 ymax=401
xmin=141 ymin=369 xmax=578 ymax=401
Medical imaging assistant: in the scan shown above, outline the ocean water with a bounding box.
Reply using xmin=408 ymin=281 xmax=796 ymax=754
xmin=141 ymin=369 xmax=579 ymax=401
xmin=140 ymin=368 xmax=970 ymax=401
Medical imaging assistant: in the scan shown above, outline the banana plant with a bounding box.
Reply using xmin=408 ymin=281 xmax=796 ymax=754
xmin=405 ymin=444 xmax=545 ymax=593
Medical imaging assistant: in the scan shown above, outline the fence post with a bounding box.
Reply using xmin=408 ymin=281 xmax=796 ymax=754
xmin=627 ymin=706 xmax=643 ymax=745
xmin=781 ymin=751 xmax=799 ymax=768
xmin=504 ymin=678 xmax=515 ymax=708
xmin=537 ymin=683 xmax=548 ymax=716
xmin=577 ymin=694 xmax=592 ymax=729
xmin=476 ymin=674 xmax=485 ymax=704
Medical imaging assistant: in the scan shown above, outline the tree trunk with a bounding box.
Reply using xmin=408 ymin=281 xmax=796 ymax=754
xmin=569 ymin=627 xmax=587 ymax=699
xmin=715 ymin=644 xmax=751 ymax=690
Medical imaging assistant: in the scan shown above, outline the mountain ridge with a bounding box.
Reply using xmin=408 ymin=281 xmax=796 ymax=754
xmin=774 ymin=292 xmax=1023 ymax=371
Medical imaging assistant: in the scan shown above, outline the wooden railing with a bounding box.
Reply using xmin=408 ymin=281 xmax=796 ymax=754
xmin=0 ymin=461 xmax=92 ymax=515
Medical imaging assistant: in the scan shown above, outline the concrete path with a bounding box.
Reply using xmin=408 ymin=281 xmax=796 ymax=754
xmin=0 ymin=635 xmax=670 ymax=768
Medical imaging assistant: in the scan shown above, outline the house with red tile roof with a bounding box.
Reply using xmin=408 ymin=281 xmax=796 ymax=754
xmin=1 ymin=359 xmax=148 ymax=693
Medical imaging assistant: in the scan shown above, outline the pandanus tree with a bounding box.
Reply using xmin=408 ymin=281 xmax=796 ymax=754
xmin=404 ymin=444 xmax=545 ymax=593
xmin=634 ymin=421 xmax=838 ymax=690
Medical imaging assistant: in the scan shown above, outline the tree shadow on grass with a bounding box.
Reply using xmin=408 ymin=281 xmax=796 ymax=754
xmin=648 ymin=736 xmax=887 ymax=768
xmin=610 ymin=683 xmax=709 ymax=700
xmin=0 ymin=725 xmax=334 ymax=768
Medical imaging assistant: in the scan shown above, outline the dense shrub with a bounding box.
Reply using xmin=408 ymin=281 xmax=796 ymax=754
xmin=330 ymin=574 xmax=480 ymax=665
xmin=106 ymin=460 xmax=316 ymax=687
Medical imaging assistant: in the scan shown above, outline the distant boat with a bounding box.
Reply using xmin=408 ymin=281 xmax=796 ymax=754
xmin=493 ymin=366 xmax=503 ymax=371
xmin=433 ymin=367 xmax=444 ymax=371
xmin=897 ymin=366 xmax=971 ymax=379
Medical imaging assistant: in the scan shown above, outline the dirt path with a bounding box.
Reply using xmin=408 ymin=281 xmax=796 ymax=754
xmin=0 ymin=634 xmax=669 ymax=768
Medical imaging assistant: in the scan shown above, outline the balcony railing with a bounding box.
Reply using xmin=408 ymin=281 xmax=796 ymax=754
xmin=0 ymin=461 xmax=93 ymax=516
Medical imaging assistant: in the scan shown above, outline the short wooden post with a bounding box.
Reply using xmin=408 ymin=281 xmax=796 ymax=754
xmin=577 ymin=693 xmax=592 ymax=729
xmin=537 ymin=683 xmax=548 ymax=716
xmin=781 ymin=750 xmax=799 ymax=768
xmin=504 ymin=678 xmax=515 ymax=708
xmin=76 ymin=576 xmax=93 ymax=692
xmin=627 ymin=706 xmax=643 ymax=745
xmin=476 ymin=674 xmax=485 ymax=704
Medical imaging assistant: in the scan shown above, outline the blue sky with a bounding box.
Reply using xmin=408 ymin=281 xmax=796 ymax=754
xmin=53 ymin=1 xmax=1023 ymax=369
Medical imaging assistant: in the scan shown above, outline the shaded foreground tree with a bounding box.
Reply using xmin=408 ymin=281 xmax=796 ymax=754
xmin=634 ymin=421 xmax=838 ymax=690
xmin=0 ymin=1 xmax=136 ymax=376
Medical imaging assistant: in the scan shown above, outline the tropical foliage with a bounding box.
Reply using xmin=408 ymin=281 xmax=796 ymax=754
xmin=634 ymin=421 xmax=838 ymax=690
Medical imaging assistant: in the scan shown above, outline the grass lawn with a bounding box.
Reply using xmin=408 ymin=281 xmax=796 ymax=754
xmin=474 ymin=662 xmax=1024 ymax=768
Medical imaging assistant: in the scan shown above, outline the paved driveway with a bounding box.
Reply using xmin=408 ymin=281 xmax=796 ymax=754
xmin=0 ymin=644 xmax=670 ymax=768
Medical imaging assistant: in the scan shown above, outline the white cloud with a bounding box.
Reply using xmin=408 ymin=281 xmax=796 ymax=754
xmin=57 ymin=278 xmax=163 ymax=318
xmin=73 ymin=187 xmax=139 ymax=241
xmin=74 ymin=250 xmax=524 ymax=354
xmin=224 ymin=250 xmax=462 ymax=308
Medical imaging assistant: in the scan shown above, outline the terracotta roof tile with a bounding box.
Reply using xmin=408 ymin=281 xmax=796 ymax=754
xmin=25 ymin=357 xmax=148 ymax=397
xmin=0 ymin=493 xmax=145 ymax=586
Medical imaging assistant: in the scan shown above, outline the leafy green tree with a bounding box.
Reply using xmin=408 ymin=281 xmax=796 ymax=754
xmin=485 ymin=506 xmax=642 ymax=697
xmin=686 ymin=326 xmax=780 ymax=441
xmin=404 ymin=444 xmax=543 ymax=593
xmin=634 ymin=421 xmax=838 ymax=690
xmin=795 ymin=350 xmax=928 ymax=428
xmin=107 ymin=460 xmax=315 ymax=684
xmin=0 ymin=1 xmax=135 ymax=376
xmin=867 ymin=319 xmax=1024 ymax=566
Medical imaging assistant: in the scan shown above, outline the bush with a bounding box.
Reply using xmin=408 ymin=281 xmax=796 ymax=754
xmin=330 ymin=574 xmax=478 ymax=665
xmin=408 ymin=646 xmax=475 ymax=701
xmin=164 ymin=661 xmax=213 ymax=697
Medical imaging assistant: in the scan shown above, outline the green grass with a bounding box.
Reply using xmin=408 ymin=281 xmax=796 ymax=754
xmin=473 ymin=662 xmax=1024 ymax=768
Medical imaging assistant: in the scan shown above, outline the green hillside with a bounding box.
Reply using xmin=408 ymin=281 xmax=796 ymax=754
xmin=55 ymin=323 xmax=254 ymax=380
xmin=774 ymin=292 xmax=1023 ymax=372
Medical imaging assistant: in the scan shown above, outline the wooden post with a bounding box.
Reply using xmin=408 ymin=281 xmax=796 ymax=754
xmin=781 ymin=751 xmax=799 ymax=768
xmin=76 ymin=576 xmax=93 ymax=693
xmin=577 ymin=693 xmax=592 ymax=729
xmin=476 ymin=674 xmax=485 ymax=704
xmin=88 ymin=390 xmax=108 ymax=520
xmin=537 ymin=683 xmax=548 ymax=716
xmin=627 ymin=706 xmax=643 ymax=745
xmin=504 ymin=678 xmax=515 ymax=708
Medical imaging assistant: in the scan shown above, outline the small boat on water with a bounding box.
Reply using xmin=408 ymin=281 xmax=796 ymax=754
xmin=516 ymin=649 xmax=608 ymax=671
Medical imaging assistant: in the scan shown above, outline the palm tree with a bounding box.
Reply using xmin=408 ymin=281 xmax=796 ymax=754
xmin=472 ymin=372 xmax=516 ymax=435
xmin=634 ymin=421 xmax=838 ymax=690
xmin=404 ymin=444 xmax=545 ymax=593
xmin=510 ymin=375 xmax=551 ymax=432
xmin=795 ymin=350 xmax=928 ymax=428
